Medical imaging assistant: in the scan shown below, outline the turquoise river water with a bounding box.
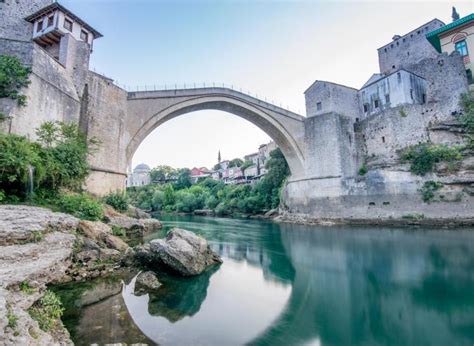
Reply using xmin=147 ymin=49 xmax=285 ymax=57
xmin=55 ymin=215 xmax=474 ymax=345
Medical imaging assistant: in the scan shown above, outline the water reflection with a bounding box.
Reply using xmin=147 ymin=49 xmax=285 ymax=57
xmin=123 ymin=259 xmax=291 ymax=345
xmin=252 ymin=225 xmax=474 ymax=345
xmin=61 ymin=215 xmax=474 ymax=345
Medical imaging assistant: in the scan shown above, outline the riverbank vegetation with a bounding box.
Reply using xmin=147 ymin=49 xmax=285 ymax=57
xmin=128 ymin=148 xmax=290 ymax=216
xmin=0 ymin=121 xmax=108 ymax=219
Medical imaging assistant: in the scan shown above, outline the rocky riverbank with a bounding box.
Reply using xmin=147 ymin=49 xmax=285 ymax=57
xmin=275 ymin=211 xmax=474 ymax=228
xmin=0 ymin=204 xmax=162 ymax=345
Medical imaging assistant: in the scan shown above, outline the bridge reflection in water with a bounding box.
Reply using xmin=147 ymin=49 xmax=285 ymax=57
xmin=59 ymin=216 xmax=474 ymax=345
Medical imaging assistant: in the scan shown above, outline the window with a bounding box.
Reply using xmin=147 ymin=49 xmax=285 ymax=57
xmin=410 ymin=89 xmax=413 ymax=100
xmin=397 ymin=72 xmax=401 ymax=83
xmin=382 ymin=136 xmax=385 ymax=143
xmin=422 ymin=94 xmax=426 ymax=104
xmin=374 ymin=99 xmax=379 ymax=108
xmin=36 ymin=20 xmax=43 ymax=32
xmin=316 ymin=102 xmax=322 ymax=111
xmin=455 ymin=40 xmax=468 ymax=57
xmin=47 ymin=15 xmax=54 ymax=27
xmin=363 ymin=104 xmax=369 ymax=113
xmin=385 ymin=94 xmax=390 ymax=103
xmin=64 ymin=18 xmax=73 ymax=32
xmin=355 ymin=118 xmax=359 ymax=122
xmin=392 ymin=65 xmax=396 ymax=69
xmin=80 ymin=30 xmax=88 ymax=42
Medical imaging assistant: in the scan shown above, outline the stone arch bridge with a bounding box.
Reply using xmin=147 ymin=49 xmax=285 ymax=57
xmin=84 ymin=82 xmax=357 ymax=211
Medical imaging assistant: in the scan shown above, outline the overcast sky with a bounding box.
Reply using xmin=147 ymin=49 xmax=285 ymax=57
xmin=62 ymin=0 xmax=473 ymax=170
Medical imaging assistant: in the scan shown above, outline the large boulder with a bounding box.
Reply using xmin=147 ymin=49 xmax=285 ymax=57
xmin=78 ymin=220 xmax=128 ymax=252
xmin=141 ymin=218 xmax=162 ymax=233
xmin=134 ymin=271 xmax=162 ymax=295
xmin=149 ymin=228 xmax=222 ymax=276
xmin=127 ymin=205 xmax=151 ymax=219
xmin=106 ymin=215 xmax=162 ymax=237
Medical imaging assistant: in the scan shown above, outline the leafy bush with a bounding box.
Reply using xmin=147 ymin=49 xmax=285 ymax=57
xmin=104 ymin=191 xmax=128 ymax=212
xmin=0 ymin=55 xmax=31 ymax=106
xmin=358 ymin=164 xmax=368 ymax=176
xmin=111 ymin=226 xmax=126 ymax=237
xmin=460 ymin=92 xmax=474 ymax=148
xmin=401 ymin=143 xmax=462 ymax=176
xmin=28 ymin=290 xmax=64 ymax=332
xmin=0 ymin=133 xmax=43 ymax=198
xmin=57 ymin=193 xmax=103 ymax=221
xmin=421 ymin=180 xmax=443 ymax=203
xmin=0 ymin=122 xmax=96 ymax=201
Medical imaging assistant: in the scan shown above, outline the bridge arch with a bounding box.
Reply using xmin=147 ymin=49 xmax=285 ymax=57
xmin=125 ymin=88 xmax=306 ymax=177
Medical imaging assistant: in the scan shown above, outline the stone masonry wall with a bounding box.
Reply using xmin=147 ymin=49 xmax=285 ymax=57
xmin=355 ymin=104 xmax=431 ymax=161
xmin=0 ymin=0 xmax=53 ymax=42
xmin=405 ymin=52 xmax=468 ymax=119
xmin=305 ymin=81 xmax=359 ymax=120
xmin=84 ymin=72 xmax=129 ymax=195
xmin=303 ymin=112 xmax=358 ymax=179
xmin=378 ymin=19 xmax=445 ymax=75
xmin=0 ymin=44 xmax=80 ymax=137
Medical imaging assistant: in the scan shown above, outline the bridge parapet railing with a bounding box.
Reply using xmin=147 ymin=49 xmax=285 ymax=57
xmin=126 ymin=82 xmax=304 ymax=117
xmin=89 ymin=69 xmax=303 ymax=116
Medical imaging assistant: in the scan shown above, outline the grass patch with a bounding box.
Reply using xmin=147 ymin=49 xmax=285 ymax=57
xmin=399 ymin=109 xmax=407 ymax=117
xmin=30 ymin=231 xmax=44 ymax=243
xmin=20 ymin=280 xmax=35 ymax=294
xmin=7 ymin=309 xmax=19 ymax=329
xmin=111 ymin=226 xmax=127 ymax=237
xmin=421 ymin=181 xmax=443 ymax=203
xmin=402 ymin=213 xmax=425 ymax=220
xmin=28 ymin=290 xmax=64 ymax=332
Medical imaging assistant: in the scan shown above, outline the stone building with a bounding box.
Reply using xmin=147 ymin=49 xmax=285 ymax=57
xmin=304 ymin=81 xmax=359 ymax=119
xmin=359 ymin=69 xmax=427 ymax=117
xmin=25 ymin=3 xmax=102 ymax=64
xmin=377 ymin=18 xmax=445 ymax=75
xmin=126 ymin=164 xmax=151 ymax=187
xmin=426 ymin=12 xmax=474 ymax=84
xmin=305 ymin=15 xmax=467 ymax=124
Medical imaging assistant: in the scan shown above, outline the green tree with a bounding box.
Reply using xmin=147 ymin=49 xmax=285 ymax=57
xmin=255 ymin=148 xmax=290 ymax=209
xmin=150 ymin=165 xmax=176 ymax=182
xmin=163 ymin=183 xmax=176 ymax=205
xmin=228 ymin=158 xmax=244 ymax=168
xmin=0 ymin=55 xmax=31 ymax=106
xmin=240 ymin=160 xmax=254 ymax=171
xmin=174 ymin=168 xmax=192 ymax=189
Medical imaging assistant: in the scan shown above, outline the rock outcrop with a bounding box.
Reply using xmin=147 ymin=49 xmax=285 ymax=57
xmin=78 ymin=220 xmax=129 ymax=252
xmin=134 ymin=271 xmax=162 ymax=295
xmin=127 ymin=205 xmax=151 ymax=219
xmin=0 ymin=205 xmax=79 ymax=246
xmin=106 ymin=215 xmax=162 ymax=237
xmin=145 ymin=228 xmax=222 ymax=276
xmin=0 ymin=206 xmax=77 ymax=345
